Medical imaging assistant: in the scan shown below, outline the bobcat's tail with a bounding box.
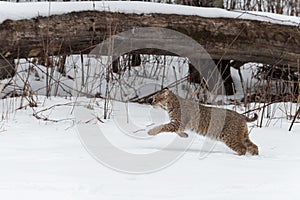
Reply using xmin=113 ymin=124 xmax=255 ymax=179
xmin=244 ymin=113 xmax=258 ymax=122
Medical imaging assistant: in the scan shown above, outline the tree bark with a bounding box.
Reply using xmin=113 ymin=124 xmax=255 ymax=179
xmin=216 ymin=60 xmax=235 ymax=95
xmin=188 ymin=60 xmax=236 ymax=95
xmin=0 ymin=10 xmax=299 ymax=69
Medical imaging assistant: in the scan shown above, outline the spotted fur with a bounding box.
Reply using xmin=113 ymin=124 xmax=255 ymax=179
xmin=148 ymin=89 xmax=259 ymax=155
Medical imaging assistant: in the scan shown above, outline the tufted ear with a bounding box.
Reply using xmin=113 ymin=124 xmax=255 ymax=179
xmin=162 ymin=88 xmax=170 ymax=95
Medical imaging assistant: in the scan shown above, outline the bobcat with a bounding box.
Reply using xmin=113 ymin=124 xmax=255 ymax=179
xmin=148 ymin=89 xmax=259 ymax=155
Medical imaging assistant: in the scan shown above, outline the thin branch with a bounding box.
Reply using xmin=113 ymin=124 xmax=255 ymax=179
xmin=289 ymin=106 xmax=300 ymax=131
xmin=242 ymin=101 xmax=278 ymax=115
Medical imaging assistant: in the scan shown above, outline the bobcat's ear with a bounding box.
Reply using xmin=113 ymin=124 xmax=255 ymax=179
xmin=162 ymin=88 xmax=170 ymax=95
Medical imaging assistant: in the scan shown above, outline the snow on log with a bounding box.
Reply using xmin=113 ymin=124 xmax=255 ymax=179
xmin=0 ymin=8 xmax=300 ymax=68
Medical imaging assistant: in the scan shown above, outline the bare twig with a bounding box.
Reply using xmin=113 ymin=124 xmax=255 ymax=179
xmin=33 ymin=102 xmax=76 ymax=115
xmin=129 ymin=86 xmax=169 ymax=103
xmin=242 ymin=101 xmax=277 ymax=115
xmin=289 ymin=106 xmax=300 ymax=131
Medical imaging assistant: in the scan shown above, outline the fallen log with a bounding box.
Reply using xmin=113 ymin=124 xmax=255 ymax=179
xmin=0 ymin=9 xmax=300 ymax=68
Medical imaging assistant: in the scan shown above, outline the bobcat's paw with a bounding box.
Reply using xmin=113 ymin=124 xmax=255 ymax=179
xmin=247 ymin=145 xmax=259 ymax=155
xmin=148 ymin=127 xmax=160 ymax=136
xmin=177 ymin=132 xmax=189 ymax=138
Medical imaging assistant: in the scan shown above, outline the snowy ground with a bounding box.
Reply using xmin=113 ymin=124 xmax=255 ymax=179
xmin=1 ymin=1 xmax=300 ymax=199
xmin=0 ymin=96 xmax=300 ymax=200
xmin=0 ymin=49 xmax=299 ymax=200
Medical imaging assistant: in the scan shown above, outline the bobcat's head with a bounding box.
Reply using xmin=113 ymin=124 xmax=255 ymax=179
xmin=151 ymin=89 xmax=171 ymax=110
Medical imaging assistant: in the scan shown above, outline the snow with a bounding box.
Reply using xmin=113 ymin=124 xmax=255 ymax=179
xmin=1 ymin=55 xmax=192 ymax=101
xmin=1 ymin=57 xmax=300 ymax=198
xmin=0 ymin=96 xmax=300 ymax=200
xmin=1 ymin=55 xmax=300 ymax=199
xmin=1 ymin=2 xmax=300 ymax=198
xmin=0 ymin=1 xmax=300 ymax=26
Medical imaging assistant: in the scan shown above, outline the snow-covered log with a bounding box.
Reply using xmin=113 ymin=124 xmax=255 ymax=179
xmin=0 ymin=9 xmax=300 ymax=68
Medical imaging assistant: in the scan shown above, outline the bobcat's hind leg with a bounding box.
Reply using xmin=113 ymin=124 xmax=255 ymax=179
xmin=244 ymin=130 xmax=259 ymax=155
xmin=223 ymin=138 xmax=247 ymax=156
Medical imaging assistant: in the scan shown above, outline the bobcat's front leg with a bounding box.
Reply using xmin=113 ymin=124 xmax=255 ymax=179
xmin=148 ymin=125 xmax=165 ymax=136
xmin=148 ymin=123 xmax=188 ymax=138
xmin=148 ymin=123 xmax=178 ymax=135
